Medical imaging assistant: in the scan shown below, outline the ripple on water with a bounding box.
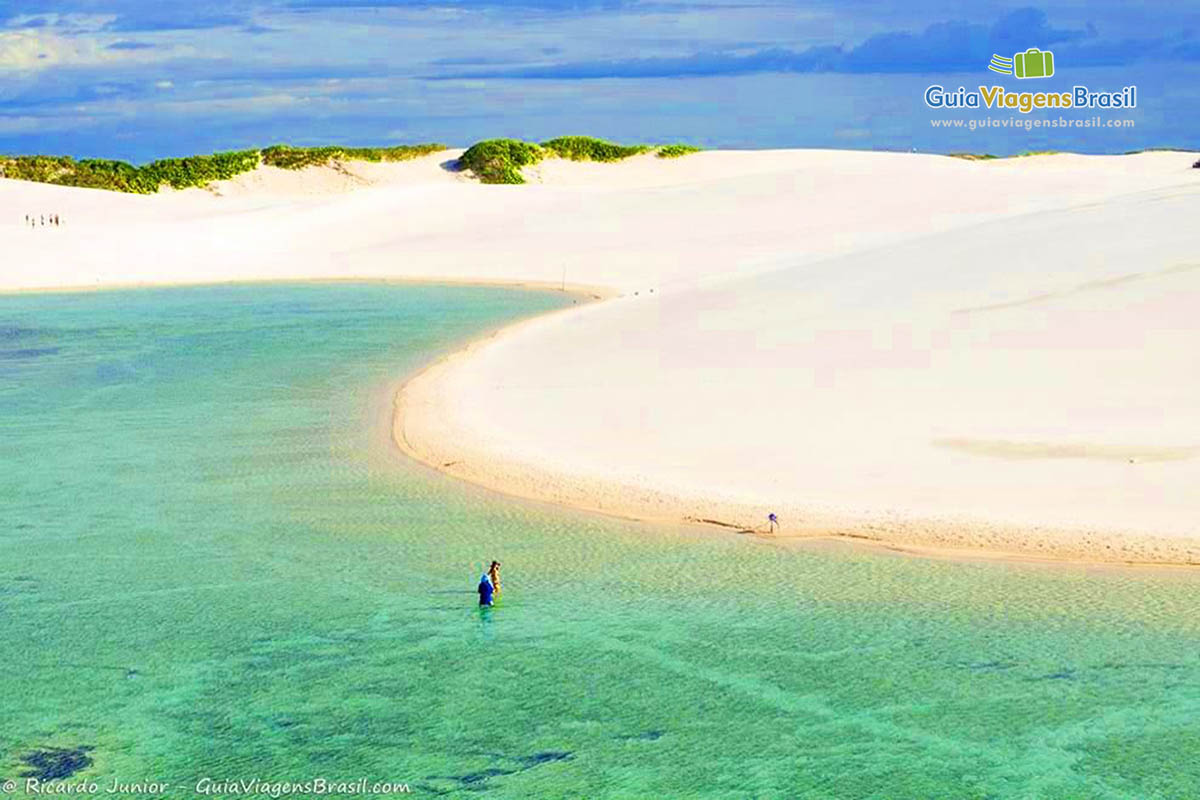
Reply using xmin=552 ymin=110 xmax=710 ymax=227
xmin=1 ymin=284 xmax=1197 ymax=799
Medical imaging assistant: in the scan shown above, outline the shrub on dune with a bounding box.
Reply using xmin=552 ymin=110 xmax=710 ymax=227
xmin=260 ymin=145 xmax=343 ymax=170
xmin=0 ymin=144 xmax=445 ymax=193
xmin=261 ymin=144 xmax=444 ymax=170
xmin=2 ymin=137 xmax=700 ymax=191
xmin=540 ymin=136 xmax=651 ymax=162
xmin=949 ymin=151 xmax=1063 ymax=161
xmin=138 ymin=151 xmax=263 ymax=190
xmin=342 ymin=144 xmax=445 ymax=162
xmin=0 ymin=151 xmax=262 ymax=193
xmin=457 ymin=136 xmax=701 ymax=182
xmin=1 ymin=155 xmax=82 ymax=185
xmin=655 ymin=144 xmax=701 ymax=159
xmin=458 ymin=139 xmax=545 ymax=184
xmin=68 ymin=159 xmax=150 ymax=192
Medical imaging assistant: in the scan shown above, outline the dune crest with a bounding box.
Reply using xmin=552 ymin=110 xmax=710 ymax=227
xmin=5 ymin=148 xmax=1200 ymax=562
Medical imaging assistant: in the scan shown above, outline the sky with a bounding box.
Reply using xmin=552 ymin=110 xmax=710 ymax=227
xmin=1 ymin=0 xmax=1197 ymax=160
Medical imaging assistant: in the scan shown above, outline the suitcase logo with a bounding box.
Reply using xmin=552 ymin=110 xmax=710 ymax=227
xmin=988 ymin=48 xmax=1055 ymax=79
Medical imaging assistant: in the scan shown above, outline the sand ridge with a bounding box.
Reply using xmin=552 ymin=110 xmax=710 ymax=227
xmin=4 ymin=148 xmax=1200 ymax=562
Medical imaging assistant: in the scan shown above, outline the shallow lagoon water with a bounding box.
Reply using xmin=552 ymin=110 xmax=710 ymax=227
xmin=1 ymin=283 xmax=1198 ymax=799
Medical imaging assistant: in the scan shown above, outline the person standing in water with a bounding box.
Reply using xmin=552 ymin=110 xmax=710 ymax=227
xmin=478 ymin=572 xmax=495 ymax=607
xmin=487 ymin=561 xmax=501 ymax=599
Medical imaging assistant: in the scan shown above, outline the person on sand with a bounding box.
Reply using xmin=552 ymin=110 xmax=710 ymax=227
xmin=768 ymin=513 xmax=778 ymax=533
xmin=478 ymin=572 xmax=495 ymax=607
xmin=487 ymin=560 xmax=501 ymax=598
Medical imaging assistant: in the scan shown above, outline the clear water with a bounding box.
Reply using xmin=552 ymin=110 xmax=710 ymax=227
xmin=2 ymin=283 xmax=1198 ymax=800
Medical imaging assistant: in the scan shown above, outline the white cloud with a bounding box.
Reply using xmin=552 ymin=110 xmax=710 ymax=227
xmin=0 ymin=27 xmax=176 ymax=72
xmin=94 ymin=92 xmax=316 ymax=117
xmin=0 ymin=112 xmax=95 ymax=134
xmin=0 ymin=30 xmax=90 ymax=71
xmin=4 ymin=13 xmax=117 ymax=34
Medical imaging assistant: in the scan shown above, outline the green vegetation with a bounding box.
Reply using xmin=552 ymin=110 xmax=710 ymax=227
xmin=458 ymin=136 xmax=700 ymax=183
xmin=141 ymin=151 xmax=264 ymax=190
xmin=540 ymin=136 xmax=651 ymax=162
xmin=949 ymin=151 xmax=1064 ymax=161
xmin=1122 ymin=147 xmax=1194 ymax=154
xmin=457 ymin=139 xmax=546 ymax=184
xmin=260 ymin=143 xmax=445 ymax=170
xmin=656 ymin=144 xmax=702 ymax=159
xmin=948 ymin=153 xmax=999 ymax=160
xmin=1 ymin=135 xmax=705 ymax=191
xmin=0 ymin=150 xmax=261 ymax=193
xmin=0 ymin=143 xmax=445 ymax=193
xmin=1119 ymin=148 xmax=1200 ymax=167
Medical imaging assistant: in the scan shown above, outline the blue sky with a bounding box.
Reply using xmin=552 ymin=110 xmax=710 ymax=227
xmin=1 ymin=1 xmax=1197 ymax=160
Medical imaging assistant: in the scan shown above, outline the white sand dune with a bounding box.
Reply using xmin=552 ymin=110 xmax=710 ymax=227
xmin=4 ymin=148 xmax=1199 ymax=562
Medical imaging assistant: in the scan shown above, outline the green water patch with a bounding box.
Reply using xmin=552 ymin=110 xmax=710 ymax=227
xmin=1 ymin=283 xmax=1198 ymax=798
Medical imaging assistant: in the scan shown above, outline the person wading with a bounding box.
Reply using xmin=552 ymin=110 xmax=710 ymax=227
xmin=477 ymin=572 xmax=495 ymax=607
xmin=487 ymin=560 xmax=501 ymax=599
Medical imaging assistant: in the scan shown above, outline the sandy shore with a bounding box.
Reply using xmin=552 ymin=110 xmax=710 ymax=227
xmin=5 ymin=148 xmax=1200 ymax=563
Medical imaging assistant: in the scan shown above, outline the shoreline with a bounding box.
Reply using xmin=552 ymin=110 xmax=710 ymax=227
xmin=392 ymin=289 xmax=1200 ymax=569
xmin=7 ymin=272 xmax=1198 ymax=569
xmin=7 ymin=147 xmax=1199 ymax=567
xmin=0 ymin=274 xmax=617 ymax=300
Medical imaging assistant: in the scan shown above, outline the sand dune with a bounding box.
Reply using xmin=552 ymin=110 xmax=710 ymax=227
xmin=4 ymin=148 xmax=1199 ymax=562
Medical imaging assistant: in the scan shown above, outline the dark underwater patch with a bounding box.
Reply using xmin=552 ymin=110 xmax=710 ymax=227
xmin=0 ymin=575 xmax=40 ymax=597
xmin=514 ymin=751 xmax=572 ymax=766
xmin=959 ymin=660 xmax=1019 ymax=672
xmin=0 ymin=347 xmax=60 ymax=360
xmin=0 ymin=326 xmax=41 ymax=341
xmin=19 ymin=746 xmax=94 ymax=780
xmin=423 ymin=750 xmax=574 ymax=792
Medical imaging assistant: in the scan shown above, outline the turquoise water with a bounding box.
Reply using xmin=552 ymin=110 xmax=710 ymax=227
xmin=2 ymin=283 xmax=1199 ymax=800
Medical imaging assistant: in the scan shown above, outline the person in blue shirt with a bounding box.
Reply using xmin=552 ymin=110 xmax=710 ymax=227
xmin=478 ymin=572 xmax=495 ymax=607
